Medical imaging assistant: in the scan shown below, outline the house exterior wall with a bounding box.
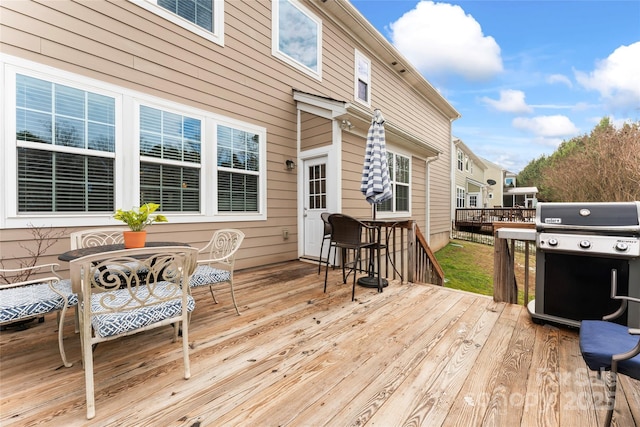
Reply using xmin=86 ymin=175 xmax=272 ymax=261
xmin=482 ymin=161 xmax=505 ymax=208
xmin=0 ymin=0 xmax=457 ymax=271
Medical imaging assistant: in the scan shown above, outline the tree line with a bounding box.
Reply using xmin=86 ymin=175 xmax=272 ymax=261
xmin=517 ymin=118 xmax=640 ymax=202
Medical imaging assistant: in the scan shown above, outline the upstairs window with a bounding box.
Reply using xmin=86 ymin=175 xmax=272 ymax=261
xmin=354 ymin=50 xmax=371 ymax=106
xmin=133 ymin=0 xmax=224 ymax=45
xmin=457 ymin=149 xmax=463 ymax=171
xmin=273 ymin=0 xmax=322 ymax=79
xmin=158 ymin=0 xmax=213 ymax=31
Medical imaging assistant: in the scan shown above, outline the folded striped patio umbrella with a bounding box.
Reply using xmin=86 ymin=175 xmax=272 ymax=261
xmin=360 ymin=109 xmax=392 ymax=219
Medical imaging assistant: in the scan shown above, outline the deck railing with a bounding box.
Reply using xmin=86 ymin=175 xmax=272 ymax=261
xmin=455 ymin=207 xmax=535 ymax=234
xmin=358 ymin=220 xmax=444 ymax=286
xmin=492 ymin=226 xmax=536 ymax=305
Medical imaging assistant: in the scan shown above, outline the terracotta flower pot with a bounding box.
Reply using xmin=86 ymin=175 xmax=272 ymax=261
xmin=123 ymin=230 xmax=147 ymax=249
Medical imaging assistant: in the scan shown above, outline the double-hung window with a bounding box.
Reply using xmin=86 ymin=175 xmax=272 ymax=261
xmin=354 ymin=50 xmax=371 ymax=106
xmin=3 ymin=58 xmax=266 ymax=228
xmin=273 ymin=0 xmax=322 ymax=79
xmin=216 ymin=126 xmax=260 ymax=212
xmin=456 ymin=186 xmax=466 ymax=208
xmin=139 ymin=105 xmax=201 ymax=211
xmin=457 ymin=149 xmax=463 ymax=171
xmin=16 ymin=74 xmax=116 ymax=213
xmin=378 ymin=151 xmax=410 ymax=214
xmin=132 ymin=0 xmax=224 ymax=45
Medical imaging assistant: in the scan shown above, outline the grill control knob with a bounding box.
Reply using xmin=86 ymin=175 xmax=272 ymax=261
xmin=579 ymin=240 xmax=591 ymax=249
xmin=548 ymin=238 xmax=558 ymax=246
xmin=615 ymin=242 xmax=629 ymax=252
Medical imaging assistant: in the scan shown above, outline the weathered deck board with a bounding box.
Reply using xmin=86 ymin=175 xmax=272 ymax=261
xmin=1 ymin=260 xmax=638 ymax=426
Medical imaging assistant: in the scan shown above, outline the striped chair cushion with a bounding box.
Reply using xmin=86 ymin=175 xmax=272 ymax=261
xmin=0 ymin=280 xmax=78 ymax=323
xmin=90 ymin=283 xmax=195 ymax=338
xmin=189 ymin=265 xmax=231 ymax=288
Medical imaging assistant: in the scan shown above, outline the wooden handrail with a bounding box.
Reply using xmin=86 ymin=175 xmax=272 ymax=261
xmin=357 ymin=220 xmax=444 ymax=287
xmin=413 ymin=223 xmax=445 ymax=286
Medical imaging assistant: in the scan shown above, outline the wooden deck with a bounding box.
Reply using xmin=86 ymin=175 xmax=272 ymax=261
xmin=1 ymin=261 xmax=639 ymax=426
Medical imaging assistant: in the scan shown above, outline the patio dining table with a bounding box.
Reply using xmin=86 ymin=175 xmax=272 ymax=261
xmin=58 ymin=242 xmax=190 ymax=293
xmin=58 ymin=241 xmax=189 ymax=262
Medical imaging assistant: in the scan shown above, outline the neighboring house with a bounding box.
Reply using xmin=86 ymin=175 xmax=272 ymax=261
xmin=0 ymin=0 xmax=459 ymax=271
xmin=451 ymin=139 xmax=538 ymax=220
xmin=480 ymin=157 xmax=506 ymax=208
xmin=452 ymin=138 xmax=487 ymax=210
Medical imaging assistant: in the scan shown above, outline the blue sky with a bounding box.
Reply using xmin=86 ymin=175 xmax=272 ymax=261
xmin=351 ymin=0 xmax=640 ymax=173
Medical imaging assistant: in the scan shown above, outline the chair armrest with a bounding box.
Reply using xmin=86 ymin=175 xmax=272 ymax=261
xmin=0 ymin=276 xmax=60 ymax=290
xmin=1 ymin=262 xmax=62 ymax=277
xmin=603 ymin=269 xmax=640 ymax=321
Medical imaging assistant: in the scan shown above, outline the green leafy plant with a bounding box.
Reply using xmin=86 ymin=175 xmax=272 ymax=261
xmin=113 ymin=203 xmax=168 ymax=231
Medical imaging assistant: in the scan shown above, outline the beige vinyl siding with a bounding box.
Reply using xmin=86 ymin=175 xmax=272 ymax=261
xmin=411 ymin=157 xmax=427 ymax=226
xmin=340 ymin=132 xmax=372 ymax=217
xmin=0 ymin=0 xmax=456 ymax=269
xmin=300 ymin=112 xmax=332 ymax=151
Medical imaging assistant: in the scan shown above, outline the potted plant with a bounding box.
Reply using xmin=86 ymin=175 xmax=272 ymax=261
xmin=113 ymin=203 xmax=168 ymax=248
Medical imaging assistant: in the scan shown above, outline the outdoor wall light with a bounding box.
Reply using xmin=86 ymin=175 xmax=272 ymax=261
xmin=285 ymin=159 xmax=296 ymax=170
xmin=340 ymin=119 xmax=353 ymax=130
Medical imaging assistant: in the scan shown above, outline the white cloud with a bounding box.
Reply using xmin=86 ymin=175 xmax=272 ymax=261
xmin=389 ymin=1 xmax=503 ymax=81
xmin=481 ymin=89 xmax=533 ymax=113
xmin=512 ymin=115 xmax=580 ymax=137
xmin=574 ymin=41 xmax=640 ymax=111
xmin=546 ymin=74 xmax=573 ymax=88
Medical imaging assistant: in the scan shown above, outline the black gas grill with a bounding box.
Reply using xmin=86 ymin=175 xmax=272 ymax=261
xmin=529 ymin=202 xmax=640 ymax=327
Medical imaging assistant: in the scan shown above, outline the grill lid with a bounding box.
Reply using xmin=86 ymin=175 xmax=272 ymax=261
xmin=536 ymin=202 xmax=640 ymax=234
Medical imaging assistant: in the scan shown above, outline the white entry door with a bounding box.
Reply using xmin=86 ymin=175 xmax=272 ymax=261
xmin=303 ymin=156 xmax=329 ymax=260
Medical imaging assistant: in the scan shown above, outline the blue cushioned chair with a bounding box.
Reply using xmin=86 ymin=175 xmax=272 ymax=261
xmin=189 ymin=229 xmax=245 ymax=315
xmin=0 ymin=263 xmax=77 ymax=368
xmin=71 ymin=246 xmax=198 ymax=419
xmin=579 ymin=269 xmax=640 ymax=427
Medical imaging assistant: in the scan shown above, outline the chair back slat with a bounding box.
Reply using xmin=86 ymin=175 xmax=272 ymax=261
xmin=321 ymin=212 xmax=332 ymax=236
xmin=70 ymin=228 xmax=126 ymax=249
xmin=199 ymin=229 xmax=245 ymax=267
xmin=328 ymin=214 xmax=365 ymax=246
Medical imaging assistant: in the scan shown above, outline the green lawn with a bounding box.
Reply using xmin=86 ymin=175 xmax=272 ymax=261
xmin=434 ymin=240 xmax=494 ymax=297
xmin=434 ymin=239 xmax=534 ymax=305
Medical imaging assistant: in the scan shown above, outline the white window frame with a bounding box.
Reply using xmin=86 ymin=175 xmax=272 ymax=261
xmin=464 ymin=155 xmax=469 ymax=172
xmin=130 ymin=0 xmax=224 ymax=46
xmin=457 ymin=149 xmax=463 ymax=171
xmin=354 ymin=49 xmax=371 ymax=107
xmin=1 ymin=55 xmax=266 ymax=229
xmin=456 ymin=186 xmax=466 ymax=208
xmin=272 ymin=0 xmax=322 ymax=80
xmin=467 ymin=193 xmax=479 ymax=208
xmin=377 ymin=148 xmax=411 ymax=218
